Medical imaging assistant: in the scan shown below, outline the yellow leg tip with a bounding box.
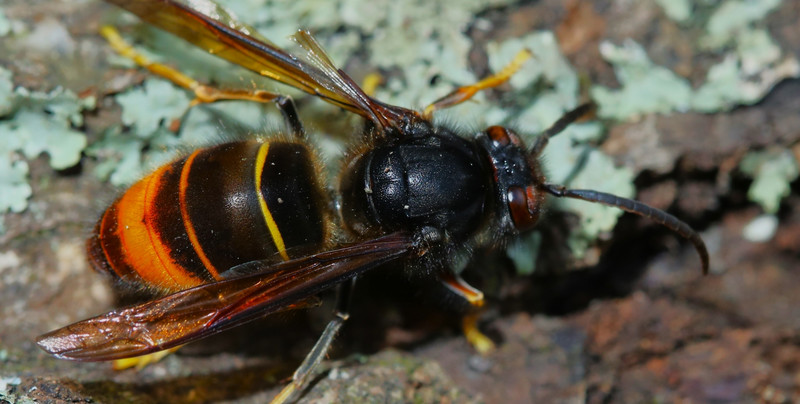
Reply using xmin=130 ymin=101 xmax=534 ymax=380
xmin=361 ymin=72 xmax=383 ymax=97
xmin=462 ymin=314 xmax=495 ymax=355
xmin=465 ymin=326 xmax=496 ymax=355
xmin=112 ymin=346 xmax=182 ymax=370
xmin=422 ymin=103 xmax=435 ymax=119
xmin=422 ymin=48 xmax=533 ymax=118
xmin=99 ymin=25 xmax=118 ymax=40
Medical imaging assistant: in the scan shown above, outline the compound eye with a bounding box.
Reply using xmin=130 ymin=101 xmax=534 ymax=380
xmin=507 ymin=186 xmax=541 ymax=231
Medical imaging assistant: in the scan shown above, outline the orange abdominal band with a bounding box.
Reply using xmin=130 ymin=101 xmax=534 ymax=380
xmin=115 ymin=165 xmax=201 ymax=290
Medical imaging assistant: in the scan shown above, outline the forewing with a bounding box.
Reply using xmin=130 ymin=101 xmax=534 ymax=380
xmin=37 ymin=234 xmax=413 ymax=361
xmin=290 ymin=30 xmax=413 ymax=129
xmin=103 ymin=0 xmax=410 ymax=125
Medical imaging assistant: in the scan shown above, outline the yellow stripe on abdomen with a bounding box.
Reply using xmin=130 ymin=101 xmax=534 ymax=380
xmin=254 ymin=142 xmax=290 ymax=261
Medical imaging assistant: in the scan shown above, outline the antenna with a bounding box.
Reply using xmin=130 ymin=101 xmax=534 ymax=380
xmin=540 ymin=183 xmax=709 ymax=274
xmin=530 ymin=103 xmax=595 ymax=158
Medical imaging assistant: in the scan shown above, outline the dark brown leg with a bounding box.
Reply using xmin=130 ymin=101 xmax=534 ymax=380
xmin=270 ymin=279 xmax=354 ymax=403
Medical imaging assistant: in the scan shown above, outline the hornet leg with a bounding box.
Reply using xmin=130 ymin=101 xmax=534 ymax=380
xmin=101 ymin=26 xmax=292 ymax=119
xmin=270 ymin=278 xmax=355 ymax=404
xmin=439 ymin=271 xmax=495 ymax=354
xmin=422 ymin=49 xmax=533 ymax=119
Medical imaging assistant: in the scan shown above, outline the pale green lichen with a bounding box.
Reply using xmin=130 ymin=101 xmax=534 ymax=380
xmin=596 ymin=0 xmax=797 ymax=119
xmin=87 ymin=75 xmax=270 ymax=186
xmin=87 ymin=125 xmax=185 ymax=187
xmin=115 ymin=78 xmax=190 ymax=137
xmin=546 ymin=124 xmax=634 ymax=220
xmin=701 ymin=0 xmax=782 ymax=49
xmin=172 ymin=0 xmax=512 ymax=109
xmin=736 ymin=28 xmax=782 ymax=75
xmin=0 ymin=109 xmax=87 ymax=170
xmin=653 ymin=0 xmax=692 ymax=23
xmin=0 ymin=65 xmax=92 ymax=218
xmin=591 ymin=40 xmax=693 ymax=120
xmin=0 ymin=371 xmax=34 ymax=403
xmin=85 ymin=75 xmax=190 ymax=186
xmin=696 ymin=0 xmax=798 ymax=111
xmin=691 ymin=55 xmax=747 ymax=112
xmin=693 ymin=27 xmax=799 ymax=112
xmin=0 ymin=390 xmax=37 ymax=404
xmin=591 ymin=0 xmax=798 ymax=216
xmin=0 ymin=67 xmax=91 ymax=170
xmin=488 ymin=31 xmax=579 ymax=120
xmin=507 ymin=231 xmax=542 ymax=276
xmin=0 ymin=156 xmax=31 ymax=215
xmin=739 ymin=149 xmax=799 ymax=214
xmin=0 ymin=7 xmax=25 ymax=38
xmin=0 ymin=9 xmax=10 ymax=37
